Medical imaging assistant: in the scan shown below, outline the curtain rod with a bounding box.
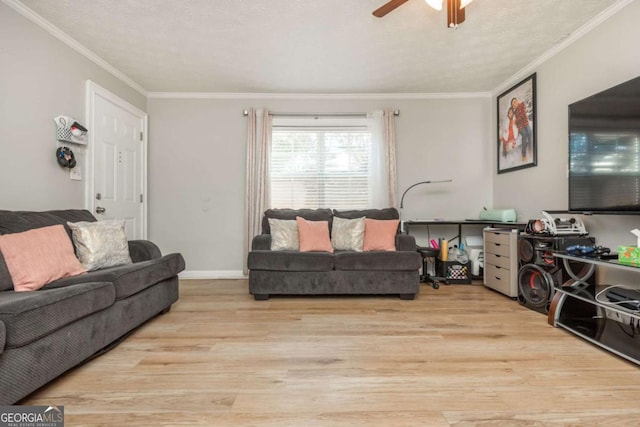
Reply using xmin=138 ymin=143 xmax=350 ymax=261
xmin=242 ymin=110 xmax=400 ymax=117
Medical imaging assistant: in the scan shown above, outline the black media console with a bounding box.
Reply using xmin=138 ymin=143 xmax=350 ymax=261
xmin=549 ymin=253 xmax=640 ymax=365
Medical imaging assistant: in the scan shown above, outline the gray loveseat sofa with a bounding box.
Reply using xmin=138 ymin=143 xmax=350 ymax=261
xmin=248 ymin=208 xmax=421 ymax=300
xmin=0 ymin=209 xmax=185 ymax=404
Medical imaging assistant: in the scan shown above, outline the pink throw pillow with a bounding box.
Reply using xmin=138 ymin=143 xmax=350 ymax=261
xmin=296 ymin=217 xmax=334 ymax=253
xmin=0 ymin=225 xmax=86 ymax=292
xmin=363 ymin=218 xmax=399 ymax=251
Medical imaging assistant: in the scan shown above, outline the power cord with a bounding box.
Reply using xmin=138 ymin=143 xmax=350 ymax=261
xmin=594 ymin=284 xmax=640 ymax=311
xmin=594 ymin=284 xmax=640 ymax=337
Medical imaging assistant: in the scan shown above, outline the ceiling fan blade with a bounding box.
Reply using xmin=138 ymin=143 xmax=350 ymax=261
xmin=372 ymin=0 xmax=409 ymax=17
xmin=446 ymin=0 xmax=465 ymax=27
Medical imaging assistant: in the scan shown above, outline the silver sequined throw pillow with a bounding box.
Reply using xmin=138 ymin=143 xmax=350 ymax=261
xmin=268 ymin=218 xmax=299 ymax=251
xmin=331 ymin=216 xmax=365 ymax=251
xmin=67 ymin=220 xmax=132 ymax=271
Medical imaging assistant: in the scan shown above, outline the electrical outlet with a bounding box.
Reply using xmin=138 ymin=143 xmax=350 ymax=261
xmin=70 ymin=167 xmax=82 ymax=181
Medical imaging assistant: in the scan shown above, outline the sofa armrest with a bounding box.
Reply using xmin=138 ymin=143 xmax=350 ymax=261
xmin=128 ymin=240 xmax=162 ymax=262
xmin=252 ymin=235 xmax=272 ymax=251
xmin=396 ymin=234 xmax=417 ymax=252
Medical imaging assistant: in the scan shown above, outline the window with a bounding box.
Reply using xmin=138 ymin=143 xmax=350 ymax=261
xmin=270 ymin=117 xmax=373 ymax=209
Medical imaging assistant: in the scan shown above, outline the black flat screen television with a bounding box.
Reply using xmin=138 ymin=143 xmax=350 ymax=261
xmin=568 ymin=75 xmax=640 ymax=214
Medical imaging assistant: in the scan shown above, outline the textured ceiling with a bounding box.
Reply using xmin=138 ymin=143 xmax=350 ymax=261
xmin=19 ymin=0 xmax=620 ymax=93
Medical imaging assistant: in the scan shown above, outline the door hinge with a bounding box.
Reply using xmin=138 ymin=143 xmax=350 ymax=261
xmin=139 ymin=194 xmax=143 ymax=203
xmin=140 ymin=131 xmax=143 ymax=141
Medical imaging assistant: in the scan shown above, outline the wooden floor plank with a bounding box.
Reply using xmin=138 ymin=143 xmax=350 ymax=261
xmin=21 ymin=280 xmax=640 ymax=425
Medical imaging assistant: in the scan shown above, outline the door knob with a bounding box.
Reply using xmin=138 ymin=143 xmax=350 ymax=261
xmin=95 ymin=206 xmax=106 ymax=214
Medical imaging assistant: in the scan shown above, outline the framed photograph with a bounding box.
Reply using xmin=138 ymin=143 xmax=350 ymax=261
xmin=497 ymin=73 xmax=537 ymax=174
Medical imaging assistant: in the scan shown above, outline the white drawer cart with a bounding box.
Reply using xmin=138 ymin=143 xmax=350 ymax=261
xmin=483 ymin=228 xmax=519 ymax=297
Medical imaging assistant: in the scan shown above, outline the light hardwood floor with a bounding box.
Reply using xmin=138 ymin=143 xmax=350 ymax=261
xmin=23 ymin=280 xmax=640 ymax=426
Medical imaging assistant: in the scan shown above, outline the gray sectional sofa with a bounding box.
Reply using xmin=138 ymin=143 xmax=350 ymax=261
xmin=248 ymin=208 xmax=421 ymax=300
xmin=0 ymin=209 xmax=185 ymax=404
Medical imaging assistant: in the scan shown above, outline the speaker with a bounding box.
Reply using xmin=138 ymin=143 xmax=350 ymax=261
xmin=518 ymin=234 xmax=595 ymax=268
xmin=517 ymin=234 xmax=595 ymax=314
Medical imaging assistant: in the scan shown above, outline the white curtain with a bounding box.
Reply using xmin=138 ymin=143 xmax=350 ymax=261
xmin=367 ymin=109 xmax=398 ymax=208
xmin=244 ymin=108 xmax=271 ymax=275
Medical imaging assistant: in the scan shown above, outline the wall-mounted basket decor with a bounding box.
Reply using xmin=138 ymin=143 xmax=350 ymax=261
xmin=54 ymin=115 xmax=88 ymax=145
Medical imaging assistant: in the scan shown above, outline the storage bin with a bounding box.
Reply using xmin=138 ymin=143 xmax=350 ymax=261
xmin=436 ymin=259 xmax=471 ymax=284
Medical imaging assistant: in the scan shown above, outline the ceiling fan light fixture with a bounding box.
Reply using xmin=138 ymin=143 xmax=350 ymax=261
xmin=425 ymin=0 xmax=443 ymax=11
xmin=374 ymin=0 xmax=472 ymax=25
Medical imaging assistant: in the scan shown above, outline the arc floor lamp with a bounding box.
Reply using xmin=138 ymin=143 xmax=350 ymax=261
xmin=399 ymin=179 xmax=453 ymax=231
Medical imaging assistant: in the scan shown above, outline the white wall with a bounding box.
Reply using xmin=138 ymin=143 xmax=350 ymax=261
xmin=493 ymin=0 xmax=640 ymax=251
xmin=0 ymin=3 xmax=146 ymax=211
xmin=147 ymin=97 xmax=492 ymax=272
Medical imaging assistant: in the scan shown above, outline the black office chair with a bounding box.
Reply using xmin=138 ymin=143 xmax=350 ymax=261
xmin=417 ymin=246 xmax=447 ymax=289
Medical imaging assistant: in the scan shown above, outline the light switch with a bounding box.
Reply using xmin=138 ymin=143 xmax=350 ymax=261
xmin=70 ymin=167 xmax=82 ymax=181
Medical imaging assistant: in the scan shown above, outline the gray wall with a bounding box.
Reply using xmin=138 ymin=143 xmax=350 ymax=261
xmin=5 ymin=0 xmax=639 ymax=277
xmin=493 ymin=0 xmax=640 ymax=252
xmin=147 ymin=97 xmax=492 ymax=272
xmin=0 ymin=3 xmax=146 ymax=211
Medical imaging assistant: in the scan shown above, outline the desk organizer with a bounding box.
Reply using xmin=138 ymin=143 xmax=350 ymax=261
xmin=436 ymin=260 xmax=471 ymax=284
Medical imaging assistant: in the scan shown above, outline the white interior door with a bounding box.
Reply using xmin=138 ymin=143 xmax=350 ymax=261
xmin=86 ymin=81 xmax=147 ymax=239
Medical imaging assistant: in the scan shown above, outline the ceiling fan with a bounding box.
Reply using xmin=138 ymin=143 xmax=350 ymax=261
xmin=373 ymin=0 xmax=473 ymax=28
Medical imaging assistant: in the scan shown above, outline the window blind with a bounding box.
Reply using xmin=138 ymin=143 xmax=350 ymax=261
xmin=271 ymin=123 xmax=372 ymax=209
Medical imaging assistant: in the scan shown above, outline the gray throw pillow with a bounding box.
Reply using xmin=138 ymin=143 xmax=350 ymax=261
xmin=331 ymin=216 xmax=365 ymax=251
xmin=67 ymin=220 xmax=132 ymax=271
xmin=268 ymin=218 xmax=299 ymax=251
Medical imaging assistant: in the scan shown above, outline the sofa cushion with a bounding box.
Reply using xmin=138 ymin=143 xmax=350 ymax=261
xmin=268 ymin=219 xmax=299 ymax=251
xmin=296 ymin=217 xmax=333 ymax=253
xmin=0 ymin=320 xmax=5 ymax=354
xmin=44 ymin=253 xmax=185 ymax=300
xmin=0 ymin=256 xmax=13 ymax=292
xmin=333 ymin=208 xmax=399 ymax=221
xmin=0 ymin=281 xmax=115 ymax=349
xmin=68 ymin=220 xmax=132 ymax=271
xmin=334 ymin=251 xmax=421 ymax=271
xmin=363 ymin=219 xmax=400 ymax=252
xmin=262 ymin=209 xmax=333 ymax=235
xmin=248 ymin=251 xmax=334 ymax=272
xmin=0 ymin=210 xmax=96 ymax=291
xmin=0 ymin=209 xmax=96 ymax=237
xmin=0 ymin=225 xmax=86 ymax=292
xmin=331 ymin=216 xmax=365 ymax=251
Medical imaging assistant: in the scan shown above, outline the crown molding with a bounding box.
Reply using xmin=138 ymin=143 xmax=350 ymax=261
xmin=147 ymin=91 xmax=492 ymax=100
xmin=2 ymin=0 xmax=148 ymax=97
xmin=492 ymin=0 xmax=634 ymax=96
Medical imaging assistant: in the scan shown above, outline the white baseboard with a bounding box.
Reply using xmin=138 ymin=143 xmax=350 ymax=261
xmin=179 ymin=270 xmax=246 ymax=280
